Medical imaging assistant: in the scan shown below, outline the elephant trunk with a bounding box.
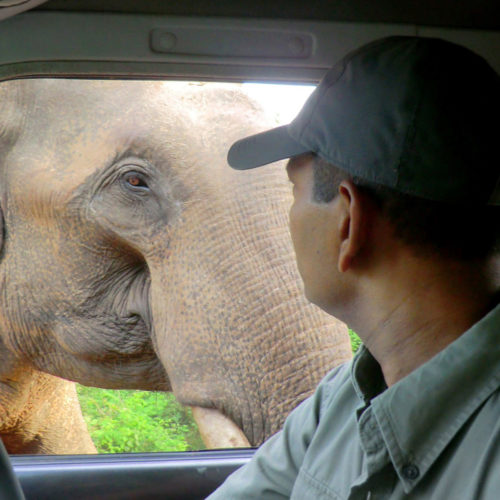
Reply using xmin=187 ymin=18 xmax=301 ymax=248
xmin=226 ymin=293 xmax=349 ymax=446
xmin=147 ymin=166 xmax=351 ymax=447
xmin=150 ymin=256 xmax=350 ymax=447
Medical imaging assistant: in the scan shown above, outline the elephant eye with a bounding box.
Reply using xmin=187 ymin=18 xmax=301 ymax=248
xmin=122 ymin=171 xmax=150 ymax=191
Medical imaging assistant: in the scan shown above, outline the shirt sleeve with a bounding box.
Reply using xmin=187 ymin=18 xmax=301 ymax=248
xmin=206 ymin=366 xmax=345 ymax=500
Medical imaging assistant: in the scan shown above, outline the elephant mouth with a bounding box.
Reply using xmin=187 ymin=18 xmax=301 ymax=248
xmin=190 ymin=407 xmax=251 ymax=449
xmin=35 ymin=309 xmax=170 ymax=390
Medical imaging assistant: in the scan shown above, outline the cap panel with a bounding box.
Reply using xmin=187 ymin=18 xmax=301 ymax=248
xmin=289 ymin=37 xmax=421 ymax=187
xmin=399 ymin=39 xmax=500 ymax=204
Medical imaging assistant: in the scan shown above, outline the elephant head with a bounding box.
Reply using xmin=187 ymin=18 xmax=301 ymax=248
xmin=0 ymin=79 xmax=351 ymax=451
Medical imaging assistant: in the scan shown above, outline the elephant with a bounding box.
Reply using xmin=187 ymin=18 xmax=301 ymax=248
xmin=0 ymin=79 xmax=352 ymax=454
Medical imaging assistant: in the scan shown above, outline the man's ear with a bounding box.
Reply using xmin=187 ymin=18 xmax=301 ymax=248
xmin=337 ymin=180 xmax=369 ymax=273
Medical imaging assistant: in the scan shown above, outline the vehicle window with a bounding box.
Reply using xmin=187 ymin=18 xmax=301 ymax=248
xmin=0 ymin=79 xmax=369 ymax=457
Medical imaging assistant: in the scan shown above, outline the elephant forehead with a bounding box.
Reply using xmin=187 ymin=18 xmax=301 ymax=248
xmin=6 ymin=85 xmax=193 ymax=197
xmin=15 ymin=78 xmax=256 ymax=138
xmin=5 ymin=80 xmax=267 ymax=198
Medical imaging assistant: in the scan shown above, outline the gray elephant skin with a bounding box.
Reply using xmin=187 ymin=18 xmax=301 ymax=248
xmin=0 ymin=79 xmax=351 ymax=454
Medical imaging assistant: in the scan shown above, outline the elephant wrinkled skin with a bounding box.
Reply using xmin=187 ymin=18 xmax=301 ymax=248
xmin=0 ymin=79 xmax=351 ymax=454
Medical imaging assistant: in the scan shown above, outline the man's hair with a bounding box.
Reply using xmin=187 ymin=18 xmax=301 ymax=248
xmin=312 ymin=155 xmax=499 ymax=260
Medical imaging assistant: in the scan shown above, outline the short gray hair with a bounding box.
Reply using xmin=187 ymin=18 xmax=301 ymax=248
xmin=312 ymin=154 xmax=499 ymax=260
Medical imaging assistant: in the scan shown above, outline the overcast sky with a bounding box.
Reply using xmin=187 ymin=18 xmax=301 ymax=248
xmin=242 ymin=83 xmax=315 ymax=125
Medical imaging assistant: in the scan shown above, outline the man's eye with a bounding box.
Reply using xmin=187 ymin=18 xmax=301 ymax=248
xmin=123 ymin=172 xmax=150 ymax=190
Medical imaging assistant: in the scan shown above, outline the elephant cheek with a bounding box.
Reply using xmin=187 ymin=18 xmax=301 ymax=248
xmin=147 ymin=269 xmax=257 ymax=444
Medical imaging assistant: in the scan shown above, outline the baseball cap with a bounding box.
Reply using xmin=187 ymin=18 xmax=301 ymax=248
xmin=228 ymin=37 xmax=499 ymax=205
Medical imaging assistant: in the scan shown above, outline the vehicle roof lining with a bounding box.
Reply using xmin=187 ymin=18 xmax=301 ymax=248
xmin=2 ymin=8 xmax=499 ymax=83
xmin=36 ymin=0 xmax=500 ymax=31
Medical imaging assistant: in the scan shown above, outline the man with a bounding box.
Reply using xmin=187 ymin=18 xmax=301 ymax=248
xmin=208 ymin=36 xmax=499 ymax=499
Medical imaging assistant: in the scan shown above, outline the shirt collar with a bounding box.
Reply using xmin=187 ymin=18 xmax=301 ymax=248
xmin=351 ymin=302 xmax=500 ymax=493
xmin=351 ymin=345 xmax=386 ymax=404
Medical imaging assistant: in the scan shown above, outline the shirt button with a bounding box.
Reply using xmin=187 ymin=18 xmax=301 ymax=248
xmin=402 ymin=464 xmax=420 ymax=480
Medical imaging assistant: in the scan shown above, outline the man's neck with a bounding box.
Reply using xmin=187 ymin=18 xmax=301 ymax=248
xmin=347 ymin=255 xmax=498 ymax=387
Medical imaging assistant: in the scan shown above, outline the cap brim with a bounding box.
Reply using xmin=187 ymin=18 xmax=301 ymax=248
xmin=227 ymin=125 xmax=309 ymax=170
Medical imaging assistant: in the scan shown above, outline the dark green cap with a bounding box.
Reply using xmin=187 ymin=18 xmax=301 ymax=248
xmin=228 ymin=37 xmax=499 ymax=205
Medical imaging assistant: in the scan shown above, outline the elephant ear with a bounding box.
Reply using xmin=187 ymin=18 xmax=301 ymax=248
xmin=0 ymin=206 xmax=3 ymax=256
xmin=0 ymin=81 xmax=26 ymax=258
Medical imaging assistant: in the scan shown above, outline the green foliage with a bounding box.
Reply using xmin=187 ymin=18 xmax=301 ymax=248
xmin=78 ymin=330 xmax=363 ymax=454
xmin=348 ymin=328 xmax=362 ymax=353
xmin=76 ymin=386 xmax=205 ymax=453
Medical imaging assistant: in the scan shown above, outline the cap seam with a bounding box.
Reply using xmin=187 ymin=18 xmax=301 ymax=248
xmin=296 ymin=59 xmax=349 ymax=144
xmin=395 ymin=74 xmax=423 ymax=191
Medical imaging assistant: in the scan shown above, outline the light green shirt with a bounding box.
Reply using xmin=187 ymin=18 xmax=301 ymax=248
xmin=208 ymin=303 xmax=500 ymax=499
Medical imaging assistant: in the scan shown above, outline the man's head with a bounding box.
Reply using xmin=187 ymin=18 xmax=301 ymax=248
xmin=227 ymin=36 xmax=499 ymax=316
